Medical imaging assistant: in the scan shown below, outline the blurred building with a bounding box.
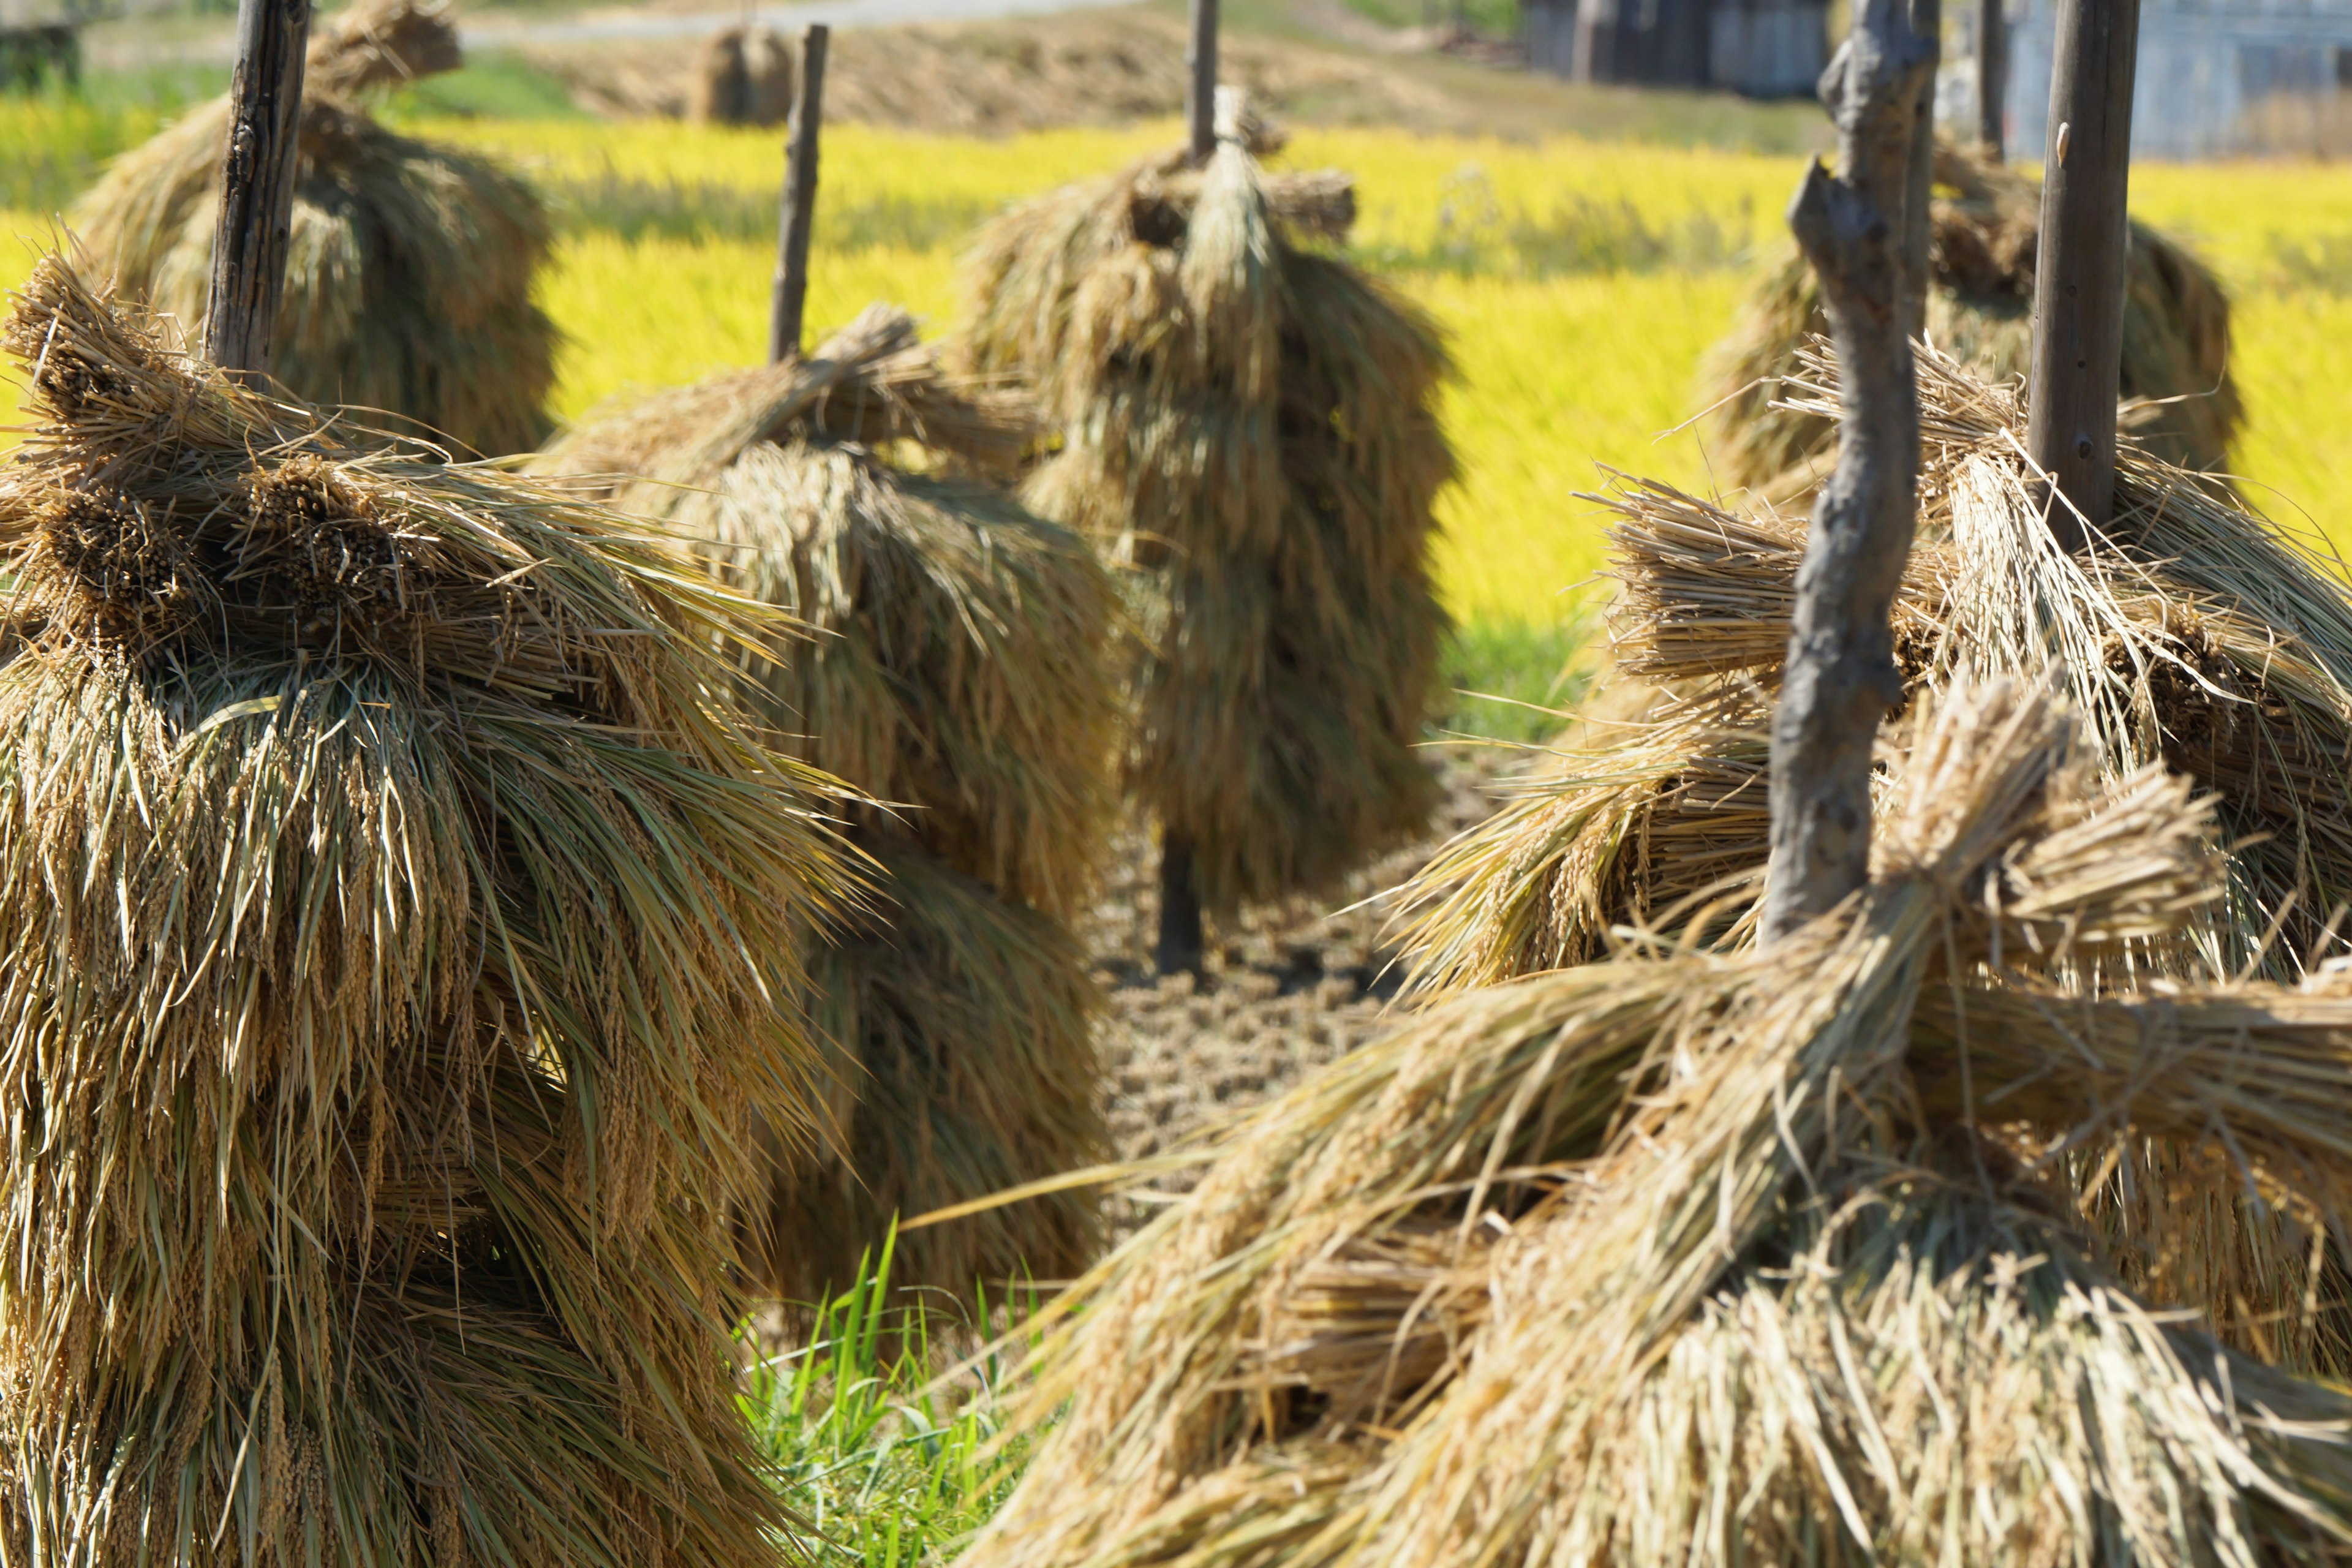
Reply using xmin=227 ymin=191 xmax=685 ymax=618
xmin=0 ymin=0 xmax=82 ymax=91
xmin=1521 ymin=0 xmax=1828 ymax=96
xmin=1960 ymin=0 xmax=2352 ymax=157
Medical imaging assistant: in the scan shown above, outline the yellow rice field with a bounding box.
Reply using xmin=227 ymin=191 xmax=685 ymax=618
xmin=10 ymin=119 xmax=2352 ymax=625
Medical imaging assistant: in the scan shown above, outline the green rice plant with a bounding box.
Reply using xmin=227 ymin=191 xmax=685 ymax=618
xmin=752 ymin=1234 xmax=1039 ymax=1567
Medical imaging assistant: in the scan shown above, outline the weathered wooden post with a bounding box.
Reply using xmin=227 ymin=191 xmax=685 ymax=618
xmin=2024 ymin=0 xmax=2140 ymax=548
xmin=1159 ymin=0 xmax=1221 ymax=974
xmin=1186 ymin=0 xmax=1218 ymax=166
xmin=1900 ymin=0 xmax=1941 ymax=340
xmin=1977 ymin=0 xmax=2005 ymax=157
xmin=1761 ymin=0 xmax=1937 ymax=944
xmin=205 ymin=0 xmax=310 ymax=374
xmin=769 ymin=23 xmax=829 ymax=364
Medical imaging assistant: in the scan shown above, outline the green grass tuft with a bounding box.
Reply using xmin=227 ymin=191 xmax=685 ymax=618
xmin=747 ymin=1234 xmax=1037 ymax=1567
xmin=1436 ymin=614 xmax=1595 ymax=745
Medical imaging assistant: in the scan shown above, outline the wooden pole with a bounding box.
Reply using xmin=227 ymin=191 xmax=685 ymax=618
xmin=1760 ymin=0 xmax=1937 ymax=946
xmin=1155 ymin=833 xmax=1204 ymax=978
xmin=1976 ymin=0 xmax=2005 ymax=157
xmin=204 ymin=0 xmax=310 ymax=375
xmin=2024 ymin=0 xmax=2139 ymax=549
xmin=768 ymin=23 xmax=828 ymax=365
xmin=1899 ymin=0 xmax=1940 ymax=341
xmin=1186 ymin=0 xmax=1218 ymax=165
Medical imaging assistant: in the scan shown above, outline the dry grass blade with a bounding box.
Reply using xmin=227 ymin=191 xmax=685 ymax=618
xmin=0 ymin=255 xmax=853 ymax=1568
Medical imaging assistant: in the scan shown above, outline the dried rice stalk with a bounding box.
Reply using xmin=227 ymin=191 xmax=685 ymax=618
xmin=963 ymin=685 xmax=2352 ymax=1568
xmin=960 ymin=140 xmax=1452 ymax=915
xmin=1398 ymin=684 xmax=1770 ymax=992
xmin=0 ymin=257 xmax=850 ymax=1568
xmin=68 ymin=0 xmax=554 ymax=455
xmin=1705 ymin=140 xmax=2240 ymax=497
xmin=538 ymin=306 xmax=1117 ymax=1305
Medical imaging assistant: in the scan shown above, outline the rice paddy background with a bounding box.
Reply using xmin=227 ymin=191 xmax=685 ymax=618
xmin=15 ymin=104 xmax=2352 ymax=643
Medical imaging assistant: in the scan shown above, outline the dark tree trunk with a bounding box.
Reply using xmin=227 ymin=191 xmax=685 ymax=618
xmin=2025 ymin=0 xmax=2141 ymax=548
xmin=769 ymin=23 xmax=829 ymax=365
xmin=1186 ymin=0 xmax=1219 ymax=165
xmin=1156 ymin=833 xmax=1205 ymax=978
xmin=1977 ymin=0 xmax=2005 ymax=157
xmin=205 ymin=0 xmax=310 ymax=375
xmin=1760 ymin=0 xmax=1937 ymax=946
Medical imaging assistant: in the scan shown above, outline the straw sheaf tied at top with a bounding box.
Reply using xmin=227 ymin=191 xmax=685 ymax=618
xmin=66 ymin=0 xmax=556 ymax=455
xmin=1704 ymin=140 xmax=2241 ymax=497
xmin=1402 ymin=342 xmax=2352 ymax=993
xmin=547 ymin=304 xmax=1041 ymax=505
xmin=537 ymin=304 xmax=1115 ymax=918
xmin=2 ymin=259 xmax=750 ymax=720
xmin=963 ymin=684 xmax=2352 ymax=1568
xmin=961 ymin=138 xmax=1455 ymax=914
xmin=0 ymin=258 xmax=850 ymax=1568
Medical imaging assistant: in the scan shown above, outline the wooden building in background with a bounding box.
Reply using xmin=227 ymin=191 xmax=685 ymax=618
xmin=1523 ymin=0 xmax=1828 ymax=97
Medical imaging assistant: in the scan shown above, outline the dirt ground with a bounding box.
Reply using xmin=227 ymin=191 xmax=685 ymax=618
xmin=527 ymin=8 xmax=1468 ymax=131
xmin=1083 ymin=750 xmax=1506 ymax=1200
xmin=507 ymin=2 xmax=1827 ymax=145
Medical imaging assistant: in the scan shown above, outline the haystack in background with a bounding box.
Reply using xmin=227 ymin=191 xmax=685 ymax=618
xmin=959 ymin=136 xmax=1451 ymax=922
xmin=538 ymin=306 xmax=1119 ymax=1305
xmin=0 ymin=257 xmax=848 ymax=1567
xmin=1707 ymin=143 xmax=2239 ymax=497
xmin=69 ymin=0 xmax=557 ymax=456
xmin=691 ymin=23 xmax=796 ymax=126
xmin=961 ymin=682 xmax=2352 ymax=1568
xmin=1403 ymin=344 xmax=2352 ymax=992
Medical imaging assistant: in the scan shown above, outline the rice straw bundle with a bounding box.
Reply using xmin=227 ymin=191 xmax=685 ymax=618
xmin=538 ymin=306 xmax=1118 ymax=1303
xmin=959 ymin=138 xmax=1452 ymax=917
xmin=0 ymin=257 xmax=849 ymax=1567
xmin=69 ymin=0 xmax=557 ymax=456
xmin=1403 ymin=344 xmax=2352 ymax=990
xmin=1706 ymin=142 xmax=2239 ymax=498
xmin=961 ymin=682 xmax=2352 ymax=1568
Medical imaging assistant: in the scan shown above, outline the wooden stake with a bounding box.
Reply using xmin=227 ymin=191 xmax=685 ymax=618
xmin=1899 ymin=0 xmax=1940 ymax=341
xmin=1186 ymin=0 xmax=1218 ymax=165
xmin=1977 ymin=0 xmax=2005 ymax=157
xmin=1156 ymin=832 xmax=1205 ymax=978
xmin=1761 ymin=0 xmax=1937 ymax=946
xmin=204 ymin=0 xmax=310 ymax=375
xmin=769 ymin=23 xmax=828 ymax=365
xmin=2024 ymin=0 xmax=2139 ymax=548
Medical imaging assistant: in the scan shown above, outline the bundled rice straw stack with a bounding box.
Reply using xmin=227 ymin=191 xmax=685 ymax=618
xmin=0 ymin=258 xmax=848 ymax=1566
xmin=959 ymin=135 xmax=1451 ymax=922
xmin=1708 ymin=143 xmax=2238 ymax=497
xmin=1403 ymin=344 xmax=2352 ymax=993
xmin=537 ymin=306 xmax=1119 ymax=1305
xmin=69 ymin=0 xmax=558 ymax=456
xmin=961 ymin=680 xmax=2352 ymax=1567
